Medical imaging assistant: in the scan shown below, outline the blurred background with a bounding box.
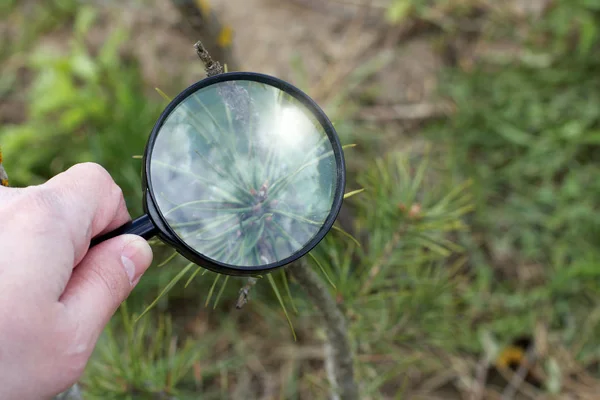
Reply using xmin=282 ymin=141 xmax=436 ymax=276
xmin=2 ymin=0 xmax=600 ymax=399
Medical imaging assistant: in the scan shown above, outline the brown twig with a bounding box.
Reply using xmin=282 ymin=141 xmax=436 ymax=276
xmin=170 ymin=0 xmax=239 ymax=71
xmin=235 ymin=277 xmax=258 ymax=309
xmin=194 ymin=41 xmax=224 ymax=77
xmin=290 ymin=262 xmax=359 ymax=400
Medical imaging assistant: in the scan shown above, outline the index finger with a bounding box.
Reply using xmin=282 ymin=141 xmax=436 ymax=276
xmin=42 ymin=162 xmax=132 ymax=265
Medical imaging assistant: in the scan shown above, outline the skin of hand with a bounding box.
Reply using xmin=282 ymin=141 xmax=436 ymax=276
xmin=0 ymin=163 xmax=153 ymax=400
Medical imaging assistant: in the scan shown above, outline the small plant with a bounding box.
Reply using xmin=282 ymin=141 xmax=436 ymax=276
xmin=81 ymin=303 xmax=234 ymax=399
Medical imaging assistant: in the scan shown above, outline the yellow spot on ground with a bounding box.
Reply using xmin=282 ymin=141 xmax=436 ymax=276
xmin=496 ymin=346 xmax=525 ymax=369
xmin=218 ymin=26 xmax=234 ymax=48
xmin=1 ymin=179 xmax=8 ymax=187
xmin=195 ymin=0 xmax=210 ymax=16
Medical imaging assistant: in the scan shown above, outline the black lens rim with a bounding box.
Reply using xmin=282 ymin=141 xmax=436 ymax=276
xmin=141 ymin=72 xmax=346 ymax=276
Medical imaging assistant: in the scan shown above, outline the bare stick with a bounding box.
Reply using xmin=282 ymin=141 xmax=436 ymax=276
xmin=195 ymin=41 xmax=224 ymax=77
xmin=236 ymin=277 xmax=258 ymax=309
xmin=290 ymin=262 xmax=359 ymax=400
xmin=193 ymin=41 xmax=358 ymax=399
xmin=170 ymin=0 xmax=239 ymax=71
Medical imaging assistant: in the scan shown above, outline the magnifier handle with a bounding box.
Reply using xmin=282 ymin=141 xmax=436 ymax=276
xmin=90 ymin=214 xmax=157 ymax=248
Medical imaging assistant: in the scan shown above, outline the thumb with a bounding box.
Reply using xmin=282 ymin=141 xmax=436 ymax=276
xmin=59 ymin=235 xmax=153 ymax=339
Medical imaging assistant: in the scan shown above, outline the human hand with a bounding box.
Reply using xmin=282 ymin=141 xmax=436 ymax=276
xmin=0 ymin=163 xmax=153 ymax=399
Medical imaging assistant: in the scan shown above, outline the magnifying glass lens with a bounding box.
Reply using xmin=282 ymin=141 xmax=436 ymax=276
xmin=149 ymin=80 xmax=338 ymax=268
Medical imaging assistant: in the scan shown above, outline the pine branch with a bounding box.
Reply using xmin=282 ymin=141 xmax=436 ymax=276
xmin=189 ymin=34 xmax=359 ymax=398
xmin=290 ymin=262 xmax=359 ymax=400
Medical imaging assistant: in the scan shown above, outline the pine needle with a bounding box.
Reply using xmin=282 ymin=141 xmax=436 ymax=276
xmin=135 ymin=262 xmax=195 ymax=322
xmin=308 ymin=252 xmax=336 ymax=289
xmin=155 ymin=87 xmax=173 ymax=102
xmin=185 ymin=266 xmax=203 ymax=288
xmin=267 ymin=274 xmax=297 ymax=341
xmin=213 ymin=276 xmax=230 ymax=309
xmin=344 ymin=188 xmax=365 ymax=199
xmin=205 ymin=274 xmax=221 ymax=307
xmin=332 ymin=224 xmax=361 ymax=248
xmin=158 ymin=251 xmax=178 ymax=268
xmin=281 ymin=271 xmax=298 ymax=314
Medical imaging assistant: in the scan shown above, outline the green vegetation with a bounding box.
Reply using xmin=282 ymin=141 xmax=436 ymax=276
xmin=2 ymin=0 xmax=600 ymax=398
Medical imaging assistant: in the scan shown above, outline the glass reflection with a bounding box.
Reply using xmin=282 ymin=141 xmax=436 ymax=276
xmin=149 ymin=80 xmax=337 ymax=267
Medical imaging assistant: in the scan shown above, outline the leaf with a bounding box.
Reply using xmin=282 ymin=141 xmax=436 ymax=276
xmin=308 ymin=252 xmax=336 ymax=289
xmin=135 ymin=262 xmax=195 ymax=322
xmin=344 ymin=188 xmax=365 ymax=199
xmin=267 ymin=274 xmax=297 ymax=341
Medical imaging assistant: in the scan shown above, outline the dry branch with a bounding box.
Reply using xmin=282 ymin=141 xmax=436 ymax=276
xmin=290 ymin=262 xmax=358 ymax=400
xmin=170 ymin=0 xmax=239 ymax=71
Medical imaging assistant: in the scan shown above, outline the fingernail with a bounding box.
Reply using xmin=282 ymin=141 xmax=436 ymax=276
xmin=121 ymin=255 xmax=136 ymax=285
xmin=121 ymin=239 xmax=147 ymax=286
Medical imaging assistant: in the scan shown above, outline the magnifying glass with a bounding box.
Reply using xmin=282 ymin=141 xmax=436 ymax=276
xmin=91 ymin=72 xmax=345 ymax=276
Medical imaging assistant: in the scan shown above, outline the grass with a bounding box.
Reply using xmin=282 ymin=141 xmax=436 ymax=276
xmin=2 ymin=0 xmax=600 ymax=398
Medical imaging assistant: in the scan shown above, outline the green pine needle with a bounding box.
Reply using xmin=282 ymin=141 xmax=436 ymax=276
xmin=332 ymin=224 xmax=362 ymax=248
xmin=185 ymin=266 xmax=203 ymax=288
xmin=135 ymin=262 xmax=195 ymax=323
xmin=158 ymin=251 xmax=178 ymax=268
xmin=213 ymin=276 xmax=230 ymax=309
xmin=267 ymin=274 xmax=297 ymax=341
xmin=205 ymin=274 xmax=221 ymax=307
xmin=155 ymin=87 xmax=172 ymax=102
xmin=281 ymin=271 xmax=298 ymax=314
xmin=344 ymin=188 xmax=365 ymax=199
xmin=308 ymin=252 xmax=336 ymax=289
